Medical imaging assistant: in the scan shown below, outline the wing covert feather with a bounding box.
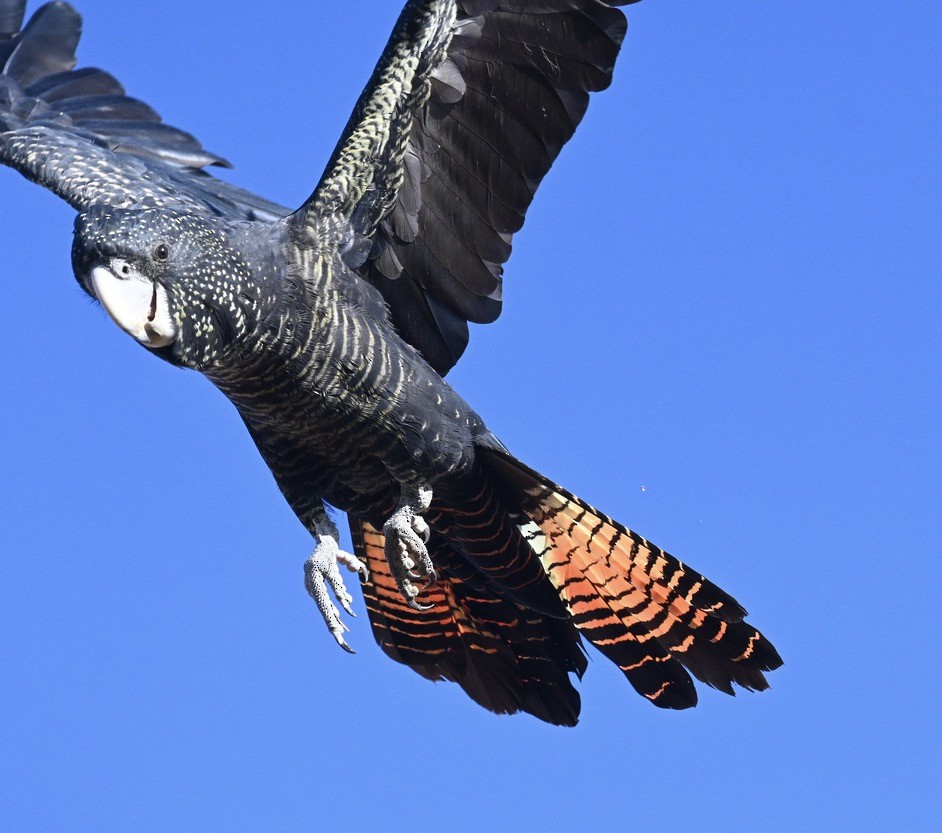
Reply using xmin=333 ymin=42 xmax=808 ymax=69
xmin=293 ymin=0 xmax=637 ymax=373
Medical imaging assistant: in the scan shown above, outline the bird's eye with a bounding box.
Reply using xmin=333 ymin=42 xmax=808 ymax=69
xmin=153 ymin=244 xmax=171 ymax=262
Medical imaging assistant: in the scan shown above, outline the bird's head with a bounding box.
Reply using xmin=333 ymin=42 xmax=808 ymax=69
xmin=73 ymin=206 xmax=260 ymax=369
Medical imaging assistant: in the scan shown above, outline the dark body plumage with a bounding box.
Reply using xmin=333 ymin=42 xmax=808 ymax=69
xmin=213 ymin=236 xmax=489 ymax=532
xmin=1 ymin=0 xmax=782 ymax=725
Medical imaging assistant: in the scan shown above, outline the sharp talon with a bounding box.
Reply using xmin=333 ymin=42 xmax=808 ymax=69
xmin=335 ymin=635 xmax=356 ymax=654
xmin=408 ymin=598 xmax=433 ymax=612
xmin=330 ymin=623 xmax=356 ymax=653
xmin=414 ymin=567 xmax=437 ymax=591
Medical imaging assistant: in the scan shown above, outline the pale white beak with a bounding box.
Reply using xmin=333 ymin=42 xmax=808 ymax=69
xmin=90 ymin=265 xmax=177 ymax=349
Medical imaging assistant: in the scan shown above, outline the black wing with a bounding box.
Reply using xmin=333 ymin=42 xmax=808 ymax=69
xmin=291 ymin=0 xmax=635 ymax=373
xmin=0 ymin=0 xmax=286 ymax=219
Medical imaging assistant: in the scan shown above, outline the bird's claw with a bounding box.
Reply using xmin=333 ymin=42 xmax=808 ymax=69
xmin=384 ymin=484 xmax=436 ymax=608
xmin=304 ymin=534 xmax=364 ymax=653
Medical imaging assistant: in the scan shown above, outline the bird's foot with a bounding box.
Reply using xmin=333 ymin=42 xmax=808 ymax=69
xmin=304 ymin=529 xmax=369 ymax=654
xmin=383 ymin=484 xmax=436 ymax=609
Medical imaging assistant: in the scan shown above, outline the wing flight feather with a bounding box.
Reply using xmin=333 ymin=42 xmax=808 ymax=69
xmin=0 ymin=0 xmax=286 ymax=219
xmin=292 ymin=0 xmax=637 ymax=373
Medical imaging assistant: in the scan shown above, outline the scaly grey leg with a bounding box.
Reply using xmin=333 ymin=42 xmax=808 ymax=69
xmin=303 ymin=506 xmax=368 ymax=653
xmin=383 ymin=484 xmax=436 ymax=609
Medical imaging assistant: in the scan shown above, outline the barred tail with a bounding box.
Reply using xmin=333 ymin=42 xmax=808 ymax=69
xmin=480 ymin=446 xmax=783 ymax=710
xmin=350 ymin=446 xmax=782 ymax=723
xmin=350 ymin=518 xmax=587 ymax=726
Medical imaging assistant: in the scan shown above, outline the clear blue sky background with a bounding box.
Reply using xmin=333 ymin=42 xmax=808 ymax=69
xmin=1 ymin=1 xmax=939 ymax=830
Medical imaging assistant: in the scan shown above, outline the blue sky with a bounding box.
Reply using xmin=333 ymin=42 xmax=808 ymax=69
xmin=1 ymin=1 xmax=939 ymax=830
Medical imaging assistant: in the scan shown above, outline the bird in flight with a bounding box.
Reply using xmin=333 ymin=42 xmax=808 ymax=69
xmin=1 ymin=0 xmax=782 ymax=725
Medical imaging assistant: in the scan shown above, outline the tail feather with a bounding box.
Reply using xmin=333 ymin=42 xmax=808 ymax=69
xmin=430 ymin=462 xmax=570 ymax=618
xmin=351 ymin=518 xmax=585 ymax=726
xmin=350 ymin=519 xmax=463 ymax=678
xmin=520 ymin=515 xmax=700 ymax=708
xmin=350 ymin=444 xmax=782 ymax=724
xmin=539 ymin=493 xmax=781 ymax=693
xmin=540 ymin=490 xmax=748 ymax=623
xmin=480 ymin=446 xmax=783 ymax=708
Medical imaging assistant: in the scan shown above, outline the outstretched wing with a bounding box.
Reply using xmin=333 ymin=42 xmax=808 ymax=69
xmin=0 ymin=0 xmax=286 ymax=219
xmin=290 ymin=0 xmax=636 ymax=374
